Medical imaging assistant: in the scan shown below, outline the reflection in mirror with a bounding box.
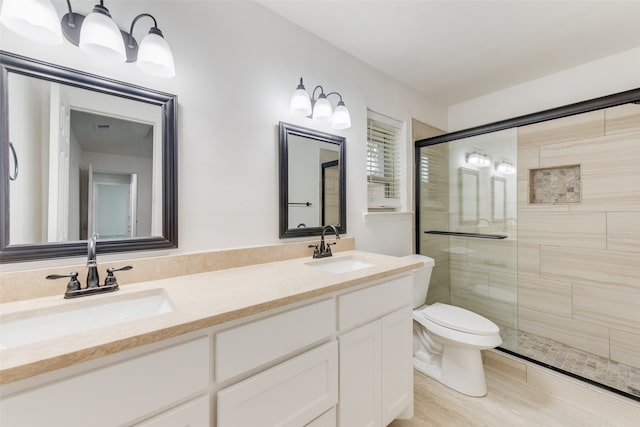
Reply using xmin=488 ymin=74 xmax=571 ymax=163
xmin=459 ymin=168 xmax=479 ymax=223
xmin=0 ymin=52 xmax=177 ymax=263
xmin=279 ymin=122 xmax=346 ymax=238
xmin=491 ymin=176 xmax=506 ymax=223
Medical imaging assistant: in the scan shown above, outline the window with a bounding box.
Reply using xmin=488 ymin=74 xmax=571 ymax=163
xmin=367 ymin=110 xmax=404 ymax=211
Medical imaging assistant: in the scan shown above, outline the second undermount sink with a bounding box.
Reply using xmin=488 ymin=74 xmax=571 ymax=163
xmin=306 ymin=255 xmax=376 ymax=274
xmin=0 ymin=289 xmax=173 ymax=350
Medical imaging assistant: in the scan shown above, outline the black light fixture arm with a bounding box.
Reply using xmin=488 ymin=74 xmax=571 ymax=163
xmin=311 ymin=85 xmax=326 ymax=101
xmin=325 ymin=91 xmax=344 ymax=104
xmin=125 ymin=13 xmax=164 ymax=61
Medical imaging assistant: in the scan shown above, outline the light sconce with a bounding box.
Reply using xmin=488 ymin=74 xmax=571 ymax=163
xmin=495 ymin=158 xmax=516 ymax=174
xmin=289 ymin=77 xmax=351 ymax=130
xmin=0 ymin=0 xmax=175 ymax=78
xmin=465 ymin=148 xmax=491 ymax=167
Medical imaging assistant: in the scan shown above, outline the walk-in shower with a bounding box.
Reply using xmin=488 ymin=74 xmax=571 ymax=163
xmin=415 ymin=89 xmax=640 ymax=400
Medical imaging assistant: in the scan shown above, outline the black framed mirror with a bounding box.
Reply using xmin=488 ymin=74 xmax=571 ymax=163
xmin=279 ymin=122 xmax=346 ymax=238
xmin=0 ymin=51 xmax=178 ymax=263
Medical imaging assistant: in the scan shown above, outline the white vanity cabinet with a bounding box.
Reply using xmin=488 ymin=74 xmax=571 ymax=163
xmin=337 ymin=275 xmax=413 ymax=427
xmin=0 ymin=269 xmax=415 ymax=427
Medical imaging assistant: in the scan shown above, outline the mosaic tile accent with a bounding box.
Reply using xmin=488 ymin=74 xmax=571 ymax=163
xmin=530 ymin=165 xmax=581 ymax=204
xmin=499 ymin=325 xmax=640 ymax=399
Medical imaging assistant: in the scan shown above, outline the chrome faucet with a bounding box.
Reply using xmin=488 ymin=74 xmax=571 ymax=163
xmin=86 ymin=232 xmax=99 ymax=288
xmin=309 ymin=225 xmax=341 ymax=259
xmin=46 ymin=232 xmax=133 ymax=299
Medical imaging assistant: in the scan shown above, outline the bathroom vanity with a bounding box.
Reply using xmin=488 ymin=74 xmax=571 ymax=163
xmin=0 ymin=251 xmax=420 ymax=427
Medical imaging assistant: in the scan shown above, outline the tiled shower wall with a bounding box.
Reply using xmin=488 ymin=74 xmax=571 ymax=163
xmin=517 ymin=103 xmax=640 ymax=370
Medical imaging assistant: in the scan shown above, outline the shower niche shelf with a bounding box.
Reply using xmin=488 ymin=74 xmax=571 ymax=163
xmin=529 ymin=164 xmax=581 ymax=204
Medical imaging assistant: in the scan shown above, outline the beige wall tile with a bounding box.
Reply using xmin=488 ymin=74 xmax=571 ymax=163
xmin=519 ymin=307 xmax=610 ymax=358
xmin=605 ymin=103 xmax=640 ymax=135
xmin=568 ymin=169 xmax=640 ymax=212
xmin=517 ymin=110 xmax=604 ymax=150
xmin=452 ymin=289 xmax=516 ymax=328
xmin=610 ymin=329 xmax=640 ymax=369
xmin=518 ymin=212 xmax=606 ymax=249
xmin=540 ymin=246 xmax=640 ymax=289
xmin=518 ymin=273 xmax=572 ymax=318
xmin=467 ymin=238 xmax=517 ymax=274
xmin=573 ymin=282 xmax=640 ymax=333
xmin=539 ymin=131 xmax=639 ymax=173
xmin=607 ymin=212 xmax=640 ymax=253
xmin=516 ymin=241 xmax=540 ymax=275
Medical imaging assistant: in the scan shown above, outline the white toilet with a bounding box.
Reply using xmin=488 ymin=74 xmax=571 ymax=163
xmin=404 ymin=254 xmax=502 ymax=397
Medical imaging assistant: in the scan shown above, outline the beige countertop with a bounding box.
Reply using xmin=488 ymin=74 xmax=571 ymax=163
xmin=0 ymin=250 xmax=421 ymax=385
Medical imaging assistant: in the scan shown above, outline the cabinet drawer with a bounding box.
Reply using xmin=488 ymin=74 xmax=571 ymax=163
xmin=0 ymin=337 xmax=210 ymax=427
xmin=135 ymin=394 xmax=209 ymax=427
xmin=218 ymin=341 xmax=338 ymax=427
xmin=338 ymin=275 xmax=412 ymax=330
xmin=215 ymin=298 xmax=335 ymax=382
xmin=306 ymin=406 xmax=336 ymax=427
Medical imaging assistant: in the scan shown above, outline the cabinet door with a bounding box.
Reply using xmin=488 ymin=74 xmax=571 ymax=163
xmin=338 ymin=320 xmax=381 ymax=427
xmin=381 ymin=307 xmax=413 ymax=425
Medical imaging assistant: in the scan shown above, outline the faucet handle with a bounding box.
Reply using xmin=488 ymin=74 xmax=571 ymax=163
xmin=308 ymin=244 xmax=320 ymax=258
xmin=47 ymin=272 xmax=82 ymax=296
xmin=104 ymin=265 xmax=133 ymax=287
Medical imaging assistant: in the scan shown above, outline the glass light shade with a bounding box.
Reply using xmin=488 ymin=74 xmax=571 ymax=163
xmin=137 ymin=31 xmax=175 ymax=78
xmin=496 ymin=161 xmax=515 ymax=174
xmin=312 ymin=96 xmax=332 ymax=123
xmin=331 ymin=103 xmax=351 ymax=129
xmin=467 ymin=152 xmax=490 ymax=167
xmin=79 ymin=9 xmax=126 ymax=62
xmin=0 ymin=0 xmax=62 ymax=45
xmin=289 ymin=88 xmax=312 ymax=116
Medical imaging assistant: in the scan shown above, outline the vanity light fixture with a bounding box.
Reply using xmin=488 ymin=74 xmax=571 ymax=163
xmin=289 ymin=77 xmax=352 ymax=129
xmin=0 ymin=0 xmax=175 ymax=77
xmin=495 ymin=158 xmax=516 ymax=174
xmin=465 ymin=148 xmax=491 ymax=167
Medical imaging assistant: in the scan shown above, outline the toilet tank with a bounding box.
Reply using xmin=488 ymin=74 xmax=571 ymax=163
xmin=403 ymin=254 xmax=435 ymax=309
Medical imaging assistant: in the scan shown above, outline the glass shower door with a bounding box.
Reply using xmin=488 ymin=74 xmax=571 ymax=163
xmin=417 ymin=128 xmax=518 ymax=351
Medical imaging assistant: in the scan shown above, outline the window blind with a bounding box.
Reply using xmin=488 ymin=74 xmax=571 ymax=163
xmin=367 ymin=115 xmax=402 ymax=208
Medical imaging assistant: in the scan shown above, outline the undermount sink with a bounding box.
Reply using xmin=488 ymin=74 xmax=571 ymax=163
xmin=0 ymin=290 xmax=173 ymax=350
xmin=306 ymin=255 xmax=376 ymax=274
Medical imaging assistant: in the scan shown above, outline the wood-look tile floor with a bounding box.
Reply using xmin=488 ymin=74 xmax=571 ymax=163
xmin=389 ymin=366 xmax=637 ymax=427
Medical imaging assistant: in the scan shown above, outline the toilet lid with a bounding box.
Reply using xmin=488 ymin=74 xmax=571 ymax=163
xmin=420 ymin=303 xmax=500 ymax=335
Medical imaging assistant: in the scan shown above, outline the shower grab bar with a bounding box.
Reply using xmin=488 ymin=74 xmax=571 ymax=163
xmin=8 ymin=142 xmax=18 ymax=181
xmin=288 ymin=202 xmax=312 ymax=206
xmin=424 ymin=230 xmax=508 ymax=239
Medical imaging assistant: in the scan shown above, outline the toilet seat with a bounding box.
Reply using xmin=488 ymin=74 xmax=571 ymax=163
xmin=418 ymin=303 xmax=499 ymax=336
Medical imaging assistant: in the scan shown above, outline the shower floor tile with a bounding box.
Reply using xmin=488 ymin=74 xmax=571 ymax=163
xmin=498 ymin=326 xmax=640 ymax=399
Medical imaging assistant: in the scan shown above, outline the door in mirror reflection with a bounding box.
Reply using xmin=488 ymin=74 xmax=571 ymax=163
xmin=7 ymin=72 xmax=161 ymax=245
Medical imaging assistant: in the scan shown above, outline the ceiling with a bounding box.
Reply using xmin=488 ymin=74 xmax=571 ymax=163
xmin=259 ymin=1 xmax=640 ymax=107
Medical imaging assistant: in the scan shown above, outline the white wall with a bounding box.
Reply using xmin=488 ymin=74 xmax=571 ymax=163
xmin=0 ymin=1 xmax=446 ymax=270
xmin=448 ymin=47 xmax=640 ymax=130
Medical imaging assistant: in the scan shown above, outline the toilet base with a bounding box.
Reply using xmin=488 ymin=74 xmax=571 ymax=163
xmin=414 ymin=345 xmax=488 ymax=397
